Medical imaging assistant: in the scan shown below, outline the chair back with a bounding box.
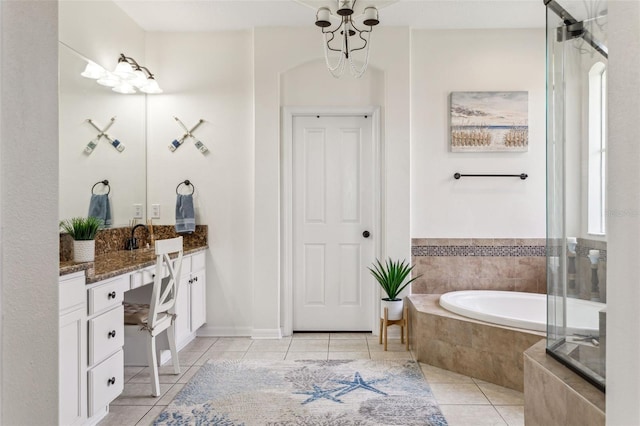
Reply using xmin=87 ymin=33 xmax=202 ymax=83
xmin=147 ymin=237 xmax=183 ymax=330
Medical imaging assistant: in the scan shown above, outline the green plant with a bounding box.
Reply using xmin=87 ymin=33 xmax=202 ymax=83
xmin=59 ymin=216 xmax=103 ymax=240
xmin=368 ymin=258 xmax=421 ymax=300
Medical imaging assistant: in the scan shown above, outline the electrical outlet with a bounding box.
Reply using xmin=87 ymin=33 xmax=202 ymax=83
xmin=133 ymin=204 xmax=143 ymax=219
xmin=151 ymin=204 xmax=161 ymax=219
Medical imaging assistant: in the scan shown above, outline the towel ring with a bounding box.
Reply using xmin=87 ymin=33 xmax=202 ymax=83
xmin=91 ymin=179 xmax=110 ymax=195
xmin=176 ymin=179 xmax=195 ymax=195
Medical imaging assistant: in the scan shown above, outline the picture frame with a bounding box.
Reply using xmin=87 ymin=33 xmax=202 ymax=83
xmin=450 ymin=91 xmax=529 ymax=152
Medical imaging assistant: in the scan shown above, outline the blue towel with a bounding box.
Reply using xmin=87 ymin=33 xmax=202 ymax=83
xmin=175 ymin=194 xmax=196 ymax=234
xmin=88 ymin=194 xmax=111 ymax=227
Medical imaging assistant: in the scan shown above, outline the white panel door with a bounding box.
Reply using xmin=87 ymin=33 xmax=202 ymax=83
xmin=293 ymin=115 xmax=375 ymax=331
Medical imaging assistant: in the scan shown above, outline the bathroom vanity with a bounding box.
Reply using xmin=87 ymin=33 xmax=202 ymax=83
xmin=59 ymin=245 xmax=207 ymax=426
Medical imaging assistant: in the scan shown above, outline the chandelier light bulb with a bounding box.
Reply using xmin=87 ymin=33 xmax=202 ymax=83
xmin=80 ymin=61 xmax=106 ymax=79
xmin=114 ymin=60 xmax=135 ymax=79
xmin=363 ymin=7 xmax=379 ymax=26
xmin=131 ymin=69 xmax=148 ymax=88
xmin=315 ymin=7 xmax=331 ymax=27
xmin=140 ymin=78 xmax=163 ymax=94
xmin=96 ymin=72 xmax=120 ymax=87
xmin=337 ymin=0 xmax=354 ymax=16
xmin=112 ymin=81 xmax=136 ymax=94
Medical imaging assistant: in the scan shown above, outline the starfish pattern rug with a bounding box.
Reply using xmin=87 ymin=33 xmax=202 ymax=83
xmin=154 ymin=359 xmax=448 ymax=425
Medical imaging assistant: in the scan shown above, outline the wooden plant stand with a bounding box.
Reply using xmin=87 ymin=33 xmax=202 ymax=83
xmin=379 ymin=305 xmax=409 ymax=351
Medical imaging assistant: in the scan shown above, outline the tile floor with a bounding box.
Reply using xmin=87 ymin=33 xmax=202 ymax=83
xmin=98 ymin=333 xmax=524 ymax=426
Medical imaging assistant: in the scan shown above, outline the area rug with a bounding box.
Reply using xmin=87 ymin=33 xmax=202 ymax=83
xmin=154 ymin=359 xmax=448 ymax=425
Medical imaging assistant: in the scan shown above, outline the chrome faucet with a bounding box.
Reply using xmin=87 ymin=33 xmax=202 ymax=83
xmin=125 ymin=224 xmax=147 ymax=250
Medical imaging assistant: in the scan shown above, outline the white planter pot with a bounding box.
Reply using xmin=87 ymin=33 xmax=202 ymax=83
xmin=381 ymin=298 xmax=404 ymax=320
xmin=73 ymin=240 xmax=95 ymax=263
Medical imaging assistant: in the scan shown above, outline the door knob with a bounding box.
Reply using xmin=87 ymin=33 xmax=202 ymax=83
xmin=362 ymin=230 xmax=371 ymax=238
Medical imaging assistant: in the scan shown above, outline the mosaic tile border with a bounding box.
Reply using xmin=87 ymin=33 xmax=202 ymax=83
xmin=412 ymin=245 xmax=546 ymax=257
xmin=546 ymin=245 xmax=608 ymax=261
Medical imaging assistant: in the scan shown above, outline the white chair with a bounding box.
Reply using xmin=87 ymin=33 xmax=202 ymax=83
xmin=123 ymin=237 xmax=183 ymax=397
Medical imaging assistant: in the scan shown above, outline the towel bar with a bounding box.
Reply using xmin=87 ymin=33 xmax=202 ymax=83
xmin=176 ymin=180 xmax=195 ymax=195
xmin=453 ymin=173 xmax=528 ymax=180
xmin=91 ymin=180 xmax=110 ymax=195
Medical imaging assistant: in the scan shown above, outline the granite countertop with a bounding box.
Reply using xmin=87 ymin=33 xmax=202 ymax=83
xmin=60 ymin=244 xmax=208 ymax=284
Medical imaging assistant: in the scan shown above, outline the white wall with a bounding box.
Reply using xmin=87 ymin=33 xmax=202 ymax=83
xmin=607 ymin=1 xmax=640 ymax=423
xmin=1 ymin=1 xmax=59 ymax=423
xmin=145 ymin=32 xmax=255 ymax=335
xmin=59 ymin=1 xmax=145 ymax=70
xmin=411 ymin=29 xmax=546 ymax=238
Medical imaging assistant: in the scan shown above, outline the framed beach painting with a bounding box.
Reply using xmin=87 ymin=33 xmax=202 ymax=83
xmin=450 ymin=91 xmax=529 ymax=152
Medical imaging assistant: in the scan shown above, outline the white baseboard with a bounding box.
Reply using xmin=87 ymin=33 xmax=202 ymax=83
xmin=197 ymin=324 xmax=252 ymax=337
xmin=251 ymin=328 xmax=283 ymax=339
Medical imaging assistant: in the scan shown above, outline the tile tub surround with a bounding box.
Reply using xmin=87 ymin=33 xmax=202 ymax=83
xmin=408 ymin=294 xmax=545 ymax=392
xmin=524 ymin=339 xmax=605 ymax=426
xmin=411 ymin=238 xmax=547 ymax=295
xmin=60 ymin=224 xmax=208 ymax=261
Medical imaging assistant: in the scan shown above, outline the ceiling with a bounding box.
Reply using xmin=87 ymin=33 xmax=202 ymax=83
xmin=113 ymin=0 xmax=547 ymax=32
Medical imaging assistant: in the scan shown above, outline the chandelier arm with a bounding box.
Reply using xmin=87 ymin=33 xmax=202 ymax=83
xmin=322 ymin=26 xmax=346 ymax=53
xmin=344 ymin=21 xmax=370 ymax=53
xmin=120 ymin=54 xmax=141 ymax=69
xmin=348 ymin=31 xmax=371 ymax=78
xmin=323 ymin=31 xmax=346 ymax=74
xmin=136 ymin=65 xmax=155 ymax=78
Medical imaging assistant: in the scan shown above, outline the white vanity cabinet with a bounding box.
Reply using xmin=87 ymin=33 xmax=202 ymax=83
xmin=86 ymin=275 xmax=128 ymax=419
xmin=59 ymin=272 xmax=87 ymax=426
xmin=59 ymin=248 xmax=207 ymax=425
xmin=175 ymin=251 xmax=207 ymax=348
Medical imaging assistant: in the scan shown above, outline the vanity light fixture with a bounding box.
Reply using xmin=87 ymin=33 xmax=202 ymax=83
xmin=315 ymin=0 xmax=380 ymax=78
xmin=80 ymin=53 xmax=163 ymax=94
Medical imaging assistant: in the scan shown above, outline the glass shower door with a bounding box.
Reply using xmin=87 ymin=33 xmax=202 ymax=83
xmin=545 ymin=0 xmax=608 ymax=391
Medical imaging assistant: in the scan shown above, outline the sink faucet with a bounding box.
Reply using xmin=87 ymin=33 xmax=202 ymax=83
xmin=126 ymin=224 xmax=148 ymax=250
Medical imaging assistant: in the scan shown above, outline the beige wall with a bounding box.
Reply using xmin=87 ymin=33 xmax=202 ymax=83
xmin=607 ymin=1 xmax=640 ymax=423
xmin=1 ymin=1 xmax=59 ymax=423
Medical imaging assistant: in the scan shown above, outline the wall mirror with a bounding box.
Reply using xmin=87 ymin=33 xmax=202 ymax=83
xmin=59 ymin=42 xmax=147 ymax=227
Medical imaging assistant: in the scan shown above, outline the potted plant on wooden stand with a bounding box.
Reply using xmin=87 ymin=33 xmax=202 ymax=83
xmin=60 ymin=216 xmax=102 ymax=262
xmin=369 ymin=258 xmax=421 ymax=350
xmin=368 ymin=258 xmax=420 ymax=320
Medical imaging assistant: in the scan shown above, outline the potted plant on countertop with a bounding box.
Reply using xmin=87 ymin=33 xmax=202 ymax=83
xmin=368 ymin=258 xmax=421 ymax=320
xmin=60 ymin=216 xmax=103 ymax=262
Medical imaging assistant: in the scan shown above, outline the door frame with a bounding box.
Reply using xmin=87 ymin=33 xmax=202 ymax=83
xmin=281 ymin=106 xmax=383 ymax=336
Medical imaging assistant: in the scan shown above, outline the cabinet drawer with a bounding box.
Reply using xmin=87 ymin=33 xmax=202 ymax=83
xmin=191 ymin=252 xmax=205 ymax=272
xmin=60 ymin=273 xmax=86 ymax=313
xmin=130 ymin=265 xmax=154 ymax=290
xmin=88 ymin=349 xmax=123 ymax=417
xmin=88 ymin=276 xmax=128 ymax=315
xmin=89 ymin=305 xmax=124 ymax=366
xmin=130 ymin=264 xmax=170 ymax=290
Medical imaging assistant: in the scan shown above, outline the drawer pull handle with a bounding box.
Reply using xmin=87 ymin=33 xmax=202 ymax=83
xmin=193 ymin=276 xmax=198 ymax=282
xmin=107 ymin=377 xmax=116 ymax=386
xmin=108 ymin=330 xmax=117 ymax=339
xmin=107 ymin=291 xmax=117 ymax=299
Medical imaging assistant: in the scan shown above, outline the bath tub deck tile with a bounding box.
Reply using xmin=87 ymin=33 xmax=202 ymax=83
xmin=408 ymin=294 xmax=544 ymax=392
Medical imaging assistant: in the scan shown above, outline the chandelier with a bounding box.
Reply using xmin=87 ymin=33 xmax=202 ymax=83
xmin=314 ymin=0 xmax=380 ymax=78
